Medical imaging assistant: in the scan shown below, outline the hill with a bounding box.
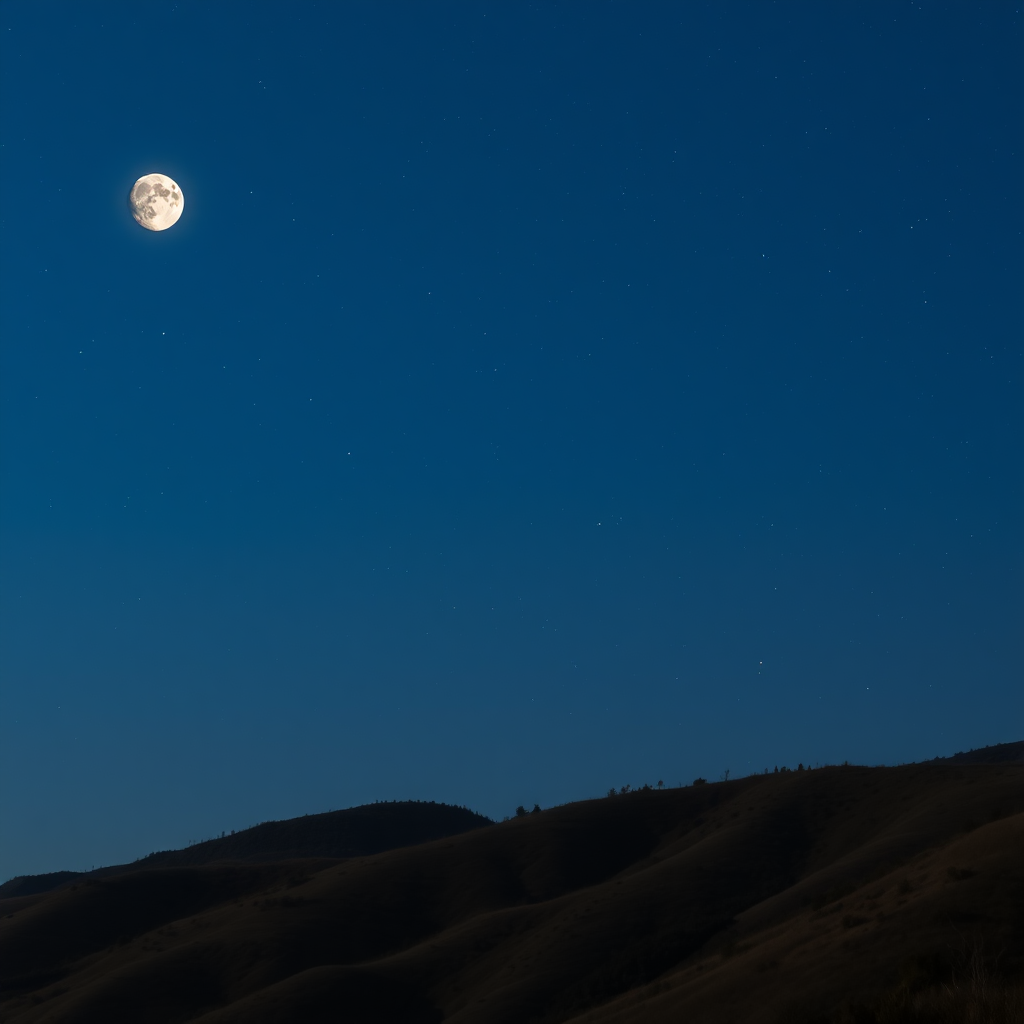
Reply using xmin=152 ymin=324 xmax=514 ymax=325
xmin=6 ymin=741 xmax=1017 ymax=902
xmin=932 ymin=738 xmax=1024 ymax=765
xmin=1 ymin=760 xmax=1021 ymax=1023
xmin=0 ymin=801 xmax=492 ymax=900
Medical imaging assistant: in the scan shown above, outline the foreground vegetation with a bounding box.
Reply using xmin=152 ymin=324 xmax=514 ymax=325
xmin=2 ymin=759 xmax=1020 ymax=1023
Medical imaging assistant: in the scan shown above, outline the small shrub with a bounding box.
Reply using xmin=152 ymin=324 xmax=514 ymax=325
xmin=692 ymin=777 xmax=707 ymax=786
xmin=515 ymin=805 xmax=527 ymax=818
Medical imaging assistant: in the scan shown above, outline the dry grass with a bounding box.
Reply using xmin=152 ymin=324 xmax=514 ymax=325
xmin=865 ymin=943 xmax=1024 ymax=1024
xmin=2 ymin=763 xmax=1021 ymax=1024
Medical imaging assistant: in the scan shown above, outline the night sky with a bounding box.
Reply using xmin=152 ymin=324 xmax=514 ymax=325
xmin=1 ymin=2 xmax=1021 ymax=881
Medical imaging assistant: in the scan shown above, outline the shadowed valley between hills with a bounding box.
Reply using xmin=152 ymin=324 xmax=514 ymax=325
xmin=1 ymin=746 xmax=1022 ymax=1023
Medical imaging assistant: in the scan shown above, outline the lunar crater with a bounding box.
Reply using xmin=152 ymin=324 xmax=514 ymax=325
xmin=129 ymin=173 xmax=184 ymax=231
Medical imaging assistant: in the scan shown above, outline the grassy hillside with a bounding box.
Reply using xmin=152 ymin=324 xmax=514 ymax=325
xmin=1 ymin=762 xmax=1021 ymax=1023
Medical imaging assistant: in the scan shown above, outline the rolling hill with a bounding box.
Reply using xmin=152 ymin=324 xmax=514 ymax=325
xmin=0 ymin=801 xmax=492 ymax=900
xmin=1 ymin=756 xmax=1021 ymax=1022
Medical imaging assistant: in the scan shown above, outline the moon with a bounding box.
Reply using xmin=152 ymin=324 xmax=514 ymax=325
xmin=128 ymin=173 xmax=184 ymax=231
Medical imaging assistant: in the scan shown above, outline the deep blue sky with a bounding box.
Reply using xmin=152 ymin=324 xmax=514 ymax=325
xmin=1 ymin=1 xmax=1021 ymax=880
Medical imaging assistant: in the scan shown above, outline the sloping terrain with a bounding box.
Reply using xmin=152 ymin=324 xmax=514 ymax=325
xmin=571 ymin=813 xmax=1023 ymax=1023
xmin=0 ymin=801 xmax=492 ymax=900
xmin=933 ymin=739 xmax=1024 ymax=765
xmin=1 ymin=762 xmax=1021 ymax=1023
xmin=0 ymin=874 xmax=81 ymax=902
xmin=107 ymin=800 xmax=494 ymax=870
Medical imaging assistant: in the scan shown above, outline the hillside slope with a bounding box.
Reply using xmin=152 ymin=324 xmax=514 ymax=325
xmin=0 ymin=801 xmax=492 ymax=900
xmin=1 ymin=763 xmax=1021 ymax=1023
xmin=933 ymin=739 xmax=1024 ymax=765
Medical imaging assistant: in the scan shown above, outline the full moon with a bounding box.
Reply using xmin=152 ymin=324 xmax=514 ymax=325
xmin=128 ymin=173 xmax=184 ymax=231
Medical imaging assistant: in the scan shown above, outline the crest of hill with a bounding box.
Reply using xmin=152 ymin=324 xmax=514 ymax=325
xmin=931 ymin=739 xmax=1024 ymax=764
xmin=0 ymin=801 xmax=491 ymax=899
xmin=1 ymin=761 xmax=1021 ymax=1023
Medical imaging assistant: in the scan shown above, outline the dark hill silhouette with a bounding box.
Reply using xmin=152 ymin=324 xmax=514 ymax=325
xmin=116 ymin=799 xmax=494 ymax=868
xmin=1 ymin=760 xmax=1021 ymax=1023
xmin=0 ymin=871 xmax=80 ymax=900
xmin=931 ymin=738 xmax=1024 ymax=764
xmin=5 ymin=743 xmax=1017 ymax=902
xmin=0 ymin=801 xmax=491 ymax=900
